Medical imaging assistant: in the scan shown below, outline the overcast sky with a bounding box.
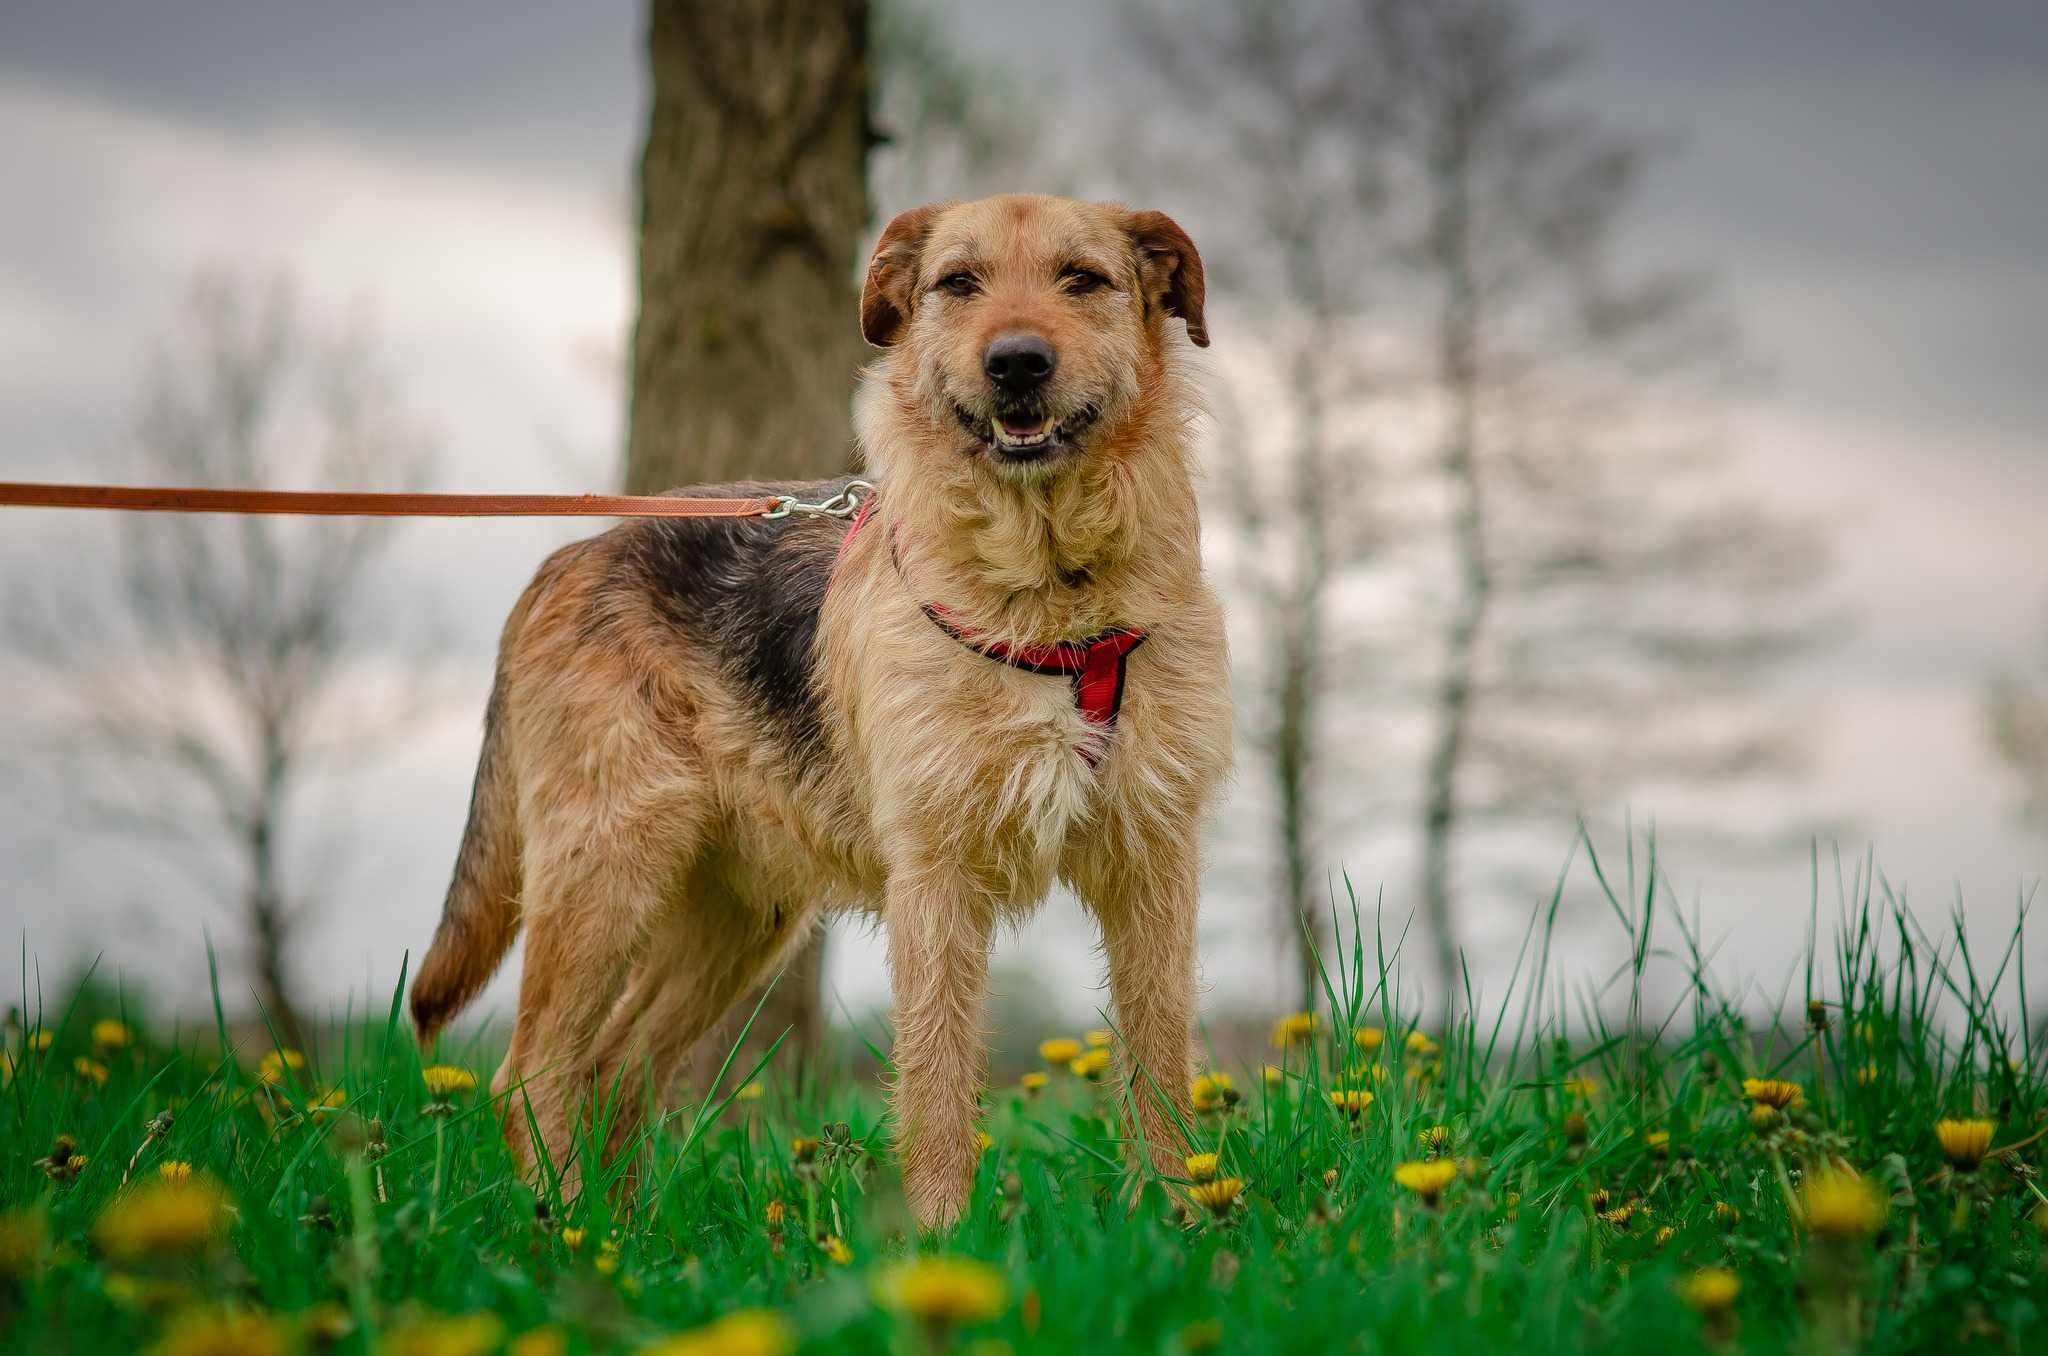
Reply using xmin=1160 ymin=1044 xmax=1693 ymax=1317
xmin=2 ymin=1 xmax=2044 ymax=1030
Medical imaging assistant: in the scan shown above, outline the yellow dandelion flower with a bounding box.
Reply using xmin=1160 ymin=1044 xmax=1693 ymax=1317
xmin=642 ymin=1309 xmax=794 ymax=1356
xmin=1801 ymin=1170 xmax=1885 ymax=1241
xmin=1019 ymin=1071 xmax=1048 ymax=1094
xmin=92 ymin=1018 xmax=133 ymax=1051
xmin=1184 ymin=1152 xmax=1220 ymax=1183
xmin=1563 ymin=1111 xmax=1589 ymax=1145
xmin=1190 ymin=1071 xmax=1235 ymax=1112
xmin=1 ymin=1051 xmax=13 ymax=1084
xmin=421 ymin=1066 xmax=477 ymax=1099
xmin=763 ymin=1200 xmax=785 ymax=1228
xmin=1714 ymin=1200 xmax=1742 ymax=1225
xmin=1417 ymin=1124 xmax=1451 ymax=1153
xmin=1260 ymin=1064 xmax=1284 ymax=1086
xmin=1934 ymin=1118 xmax=1996 ymax=1172
xmin=378 ymin=1312 xmax=505 ymax=1356
xmin=144 ymin=1308 xmax=288 ymax=1356
xmin=1645 ymin=1130 xmax=1670 ymax=1156
xmin=27 ymin=1030 xmax=54 ymax=1053
xmin=1270 ymin=1012 xmax=1318 ymax=1048
xmin=0 ymin=1208 xmax=46 ymax=1278
xmin=158 ymin=1161 xmax=194 ymax=1183
xmin=734 ymin=1081 xmax=764 ymax=1103
xmin=1742 ymin=1077 xmax=1803 ymax=1109
xmin=1069 ymin=1048 xmax=1110 ymax=1081
xmin=1654 ymin=1225 xmax=1675 ymax=1248
xmin=508 ymin=1328 xmax=567 ymax=1356
xmin=1854 ymin=1062 xmax=1879 ymax=1085
xmin=307 ymin=1087 xmax=347 ymax=1120
xmin=791 ymin=1136 xmax=819 ymax=1163
xmin=1748 ymin=1104 xmax=1780 ymax=1133
xmin=1353 ymin=1026 xmax=1384 ymax=1053
xmin=1328 ymin=1088 xmax=1374 ymax=1119
xmin=36 ymin=1134 xmax=87 ymax=1183
xmin=256 ymin=1048 xmax=305 ymax=1086
xmin=820 ymin=1234 xmax=852 ymax=1265
xmin=975 ymin=1131 xmax=994 ymax=1155
xmin=1599 ymin=1204 xmax=1635 ymax=1228
xmin=73 ymin=1057 xmax=109 ymax=1086
xmin=1187 ymin=1177 xmax=1244 ymax=1216
xmin=561 ymin=1227 xmax=586 ymax=1252
xmin=1679 ymin=1267 xmax=1741 ymax=1314
xmin=1404 ymin=1030 xmax=1439 ymax=1057
xmin=874 ymin=1257 xmax=1009 ymax=1326
xmin=93 ymin=1177 xmax=231 ymax=1262
xmin=1084 ymin=1029 xmax=1112 ymax=1049
xmin=1562 ymin=1073 xmax=1597 ymax=1099
xmin=1392 ymin=1160 xmax=1458 ymax=1206
xmin=595 ymin=1239 xmax=621 ymax=1275
xmin=1038 ymin=1038 xmax=1082 ymax=1066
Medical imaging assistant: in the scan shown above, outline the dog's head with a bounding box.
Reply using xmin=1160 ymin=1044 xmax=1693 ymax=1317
xmin=858 ymin=195 xmax=1207 ymax=480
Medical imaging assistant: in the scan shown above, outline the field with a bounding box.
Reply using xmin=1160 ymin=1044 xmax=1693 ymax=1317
xmin=3 ymin=864 xmax=2045 ymax=1355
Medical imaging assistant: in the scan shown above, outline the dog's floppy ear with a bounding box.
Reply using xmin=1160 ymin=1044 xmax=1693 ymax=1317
xmin=861 ymin=202 xmax=951 ymax=348
xmin=1125 ymin=209 xmax=1209 ymax=348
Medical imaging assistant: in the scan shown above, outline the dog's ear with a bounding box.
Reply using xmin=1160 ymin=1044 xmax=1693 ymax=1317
xmin=1125 ymin=209 xmax=1209 ymax=348
xmin=861 ymin=202 xmax=951 ymax=348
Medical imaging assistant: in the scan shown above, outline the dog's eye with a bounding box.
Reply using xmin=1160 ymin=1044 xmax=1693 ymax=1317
xmin=1062 ymin=268 xmax=1112 ymax=295
xmin=935 ymin=272 xmax=980 ymax=298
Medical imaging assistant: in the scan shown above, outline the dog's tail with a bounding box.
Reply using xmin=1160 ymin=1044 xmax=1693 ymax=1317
xmin=410 ymin=658 xmax=523 ymax=1048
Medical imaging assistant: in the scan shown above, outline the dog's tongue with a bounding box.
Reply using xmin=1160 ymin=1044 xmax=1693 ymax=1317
xmin=1000 ymin=414 xmax=1049 ymax=438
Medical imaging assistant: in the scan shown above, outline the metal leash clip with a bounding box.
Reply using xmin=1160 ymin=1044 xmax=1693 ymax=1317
xmin=761 ymin=479 xmax=875 ymax=520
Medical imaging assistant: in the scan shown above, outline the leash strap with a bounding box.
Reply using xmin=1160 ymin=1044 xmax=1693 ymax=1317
xmin=0 ymin=482 xmax=788 ymax=518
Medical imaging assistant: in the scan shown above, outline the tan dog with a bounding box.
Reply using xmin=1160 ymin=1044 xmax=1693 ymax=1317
xmin=409 ymin=194 xmax=1231 ymax=1229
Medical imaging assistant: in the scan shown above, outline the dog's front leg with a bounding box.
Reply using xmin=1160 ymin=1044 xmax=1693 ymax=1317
xmin=1083 ymin=852 xmax=1199 ymax=1188
xmin=884 ymin=867 xmax=994 ymax=1232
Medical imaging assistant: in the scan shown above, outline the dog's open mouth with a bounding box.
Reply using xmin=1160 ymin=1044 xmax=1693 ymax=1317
xmin=955 ymin=403 xmax=1100 ymax=462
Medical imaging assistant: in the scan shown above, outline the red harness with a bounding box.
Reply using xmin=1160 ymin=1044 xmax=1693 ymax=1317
xmin=837 ymin=495 xmax=1147 ymax=765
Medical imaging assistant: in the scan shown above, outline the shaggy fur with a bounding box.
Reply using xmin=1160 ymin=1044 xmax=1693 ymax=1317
xmin=409 ymin=194 xmax=1233 ymax=1229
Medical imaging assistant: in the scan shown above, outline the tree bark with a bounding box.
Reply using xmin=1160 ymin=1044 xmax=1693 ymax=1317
xmin=625 ymin=0 xmax=874 ymax=1073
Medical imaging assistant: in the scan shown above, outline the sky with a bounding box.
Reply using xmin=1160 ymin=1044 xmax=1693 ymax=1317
xmin=1 ymin=0 xmax=2044 ymax=1030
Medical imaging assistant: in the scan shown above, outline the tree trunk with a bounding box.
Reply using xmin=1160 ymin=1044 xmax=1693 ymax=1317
xmin=1275 ymin=335 xmax=1331 ymax=1013
xmin=625 ymin=0 xmax=874 ymax=1075
xmin=248 ymin=727 xmax=307 ymax=1053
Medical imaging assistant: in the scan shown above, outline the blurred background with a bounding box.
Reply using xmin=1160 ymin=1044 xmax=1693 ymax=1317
xmin=2 ymin=0 xmax=2044 ymax=1060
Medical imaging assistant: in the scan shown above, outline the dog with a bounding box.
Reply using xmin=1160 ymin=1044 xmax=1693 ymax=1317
xmin=408 ymin=193 xmax=1232 ymax=1229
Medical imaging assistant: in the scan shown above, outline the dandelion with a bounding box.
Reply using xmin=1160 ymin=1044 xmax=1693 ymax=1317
xmin=1190 ymin=1071 xmax=1236 ymax=1112
xmin=1393 ymin=1160 xmax=1458 ymax=1207
xmin=36 ymin=1134 xmax=87 ymax=1184
xmin=508 ymin=1328 xmax=567 ymax=1356
xmin=1417 ymin=1124 xmax=1451 ymax=1155
xmin=1084 ymin=1028 xmax=1112 ymax=1049
xmin=595 ymin=1239 xmax=622 ymax=1275
xmin=307 ymin=1088 xmax=347 ymax=1121
xmin=1038 ymin=1037 xmax=1082 ymax=1066
xmin=874 ymin=1256 xmax=1009 ymax=1327
xmin=1185 ymin=1152 xmax=1220 ymax=1182
xmin=734 ymin=1081 xmax=764 ymax=1103
xmin=256 ymin=1048 xmax=305 ymax=1086
xmin=378 ymin=1312 xmax=505 ymax=1356
xmin=93 ymin=1177 xmax=231 ymax=1262
xmin=1854 ymin=1062 xmax=1879 ymax=1086
xmin=1260 ymin=1064 xmax=1284 ymax=1086
xmin=1645 ymin=1130 xmax=1671 ymax=1157
xmin=74 ymin=1056 xmax=109 ymax=1086
xmin=819 ymin=1234 xmax=852 ymax=1265
xmin=1187 ymin=1177 xmax=1244 ymax=1217
xmin=1715 ymin=1201 xmax=1742 ymax=1225
xmin=1934 ymin=1118 xmax=1996 ymax=1172
xmin=1599 ymin=1204 xmax=1635 ymax=1229
xmin=1654 ymin=1225 xmax=1675 ymax=1249
xmin=643 ymin=1309 xmax=794 ymax=1356
xmin=1405 ymin=1030 xmax=1439 ymax=1058
xmin=26 ymin=1030 xmax=54 ymax=1053
xmin=1353 ymin=1026 xmax=1384 ymax=1053
xmin=1801 ymin=1170 xmax=1885 ymax=1241
xmin=0 ymin=1208 xmax=46 ymax=1278
xmin=763 ymin=1200 xmax=785 ymax=1228
xmin=1563 ymin=1074 xmax=1598 ymax=1100
xmin=1069 ymin=1048 xmax=1110 ymax=1081
xmin=421 ymin=1065 xmax=477 ymax=1100
xmin=1019 ymin=1071 xmax=1048 ymax=1095
xmin=1741 ymin=1078 xmax=1803 ymax=1110
xmin=561 ymin=1227 xmax=586 ymax=1252
xmin=1270 ymin=1012 xmax=1317 ymax=1048
xmin=158 ymin=1160 xmax=194 ymax=1183
xmin=791 ymin=1136 xmax=819 ymax=1163
xmin=1563 ymin=1111 xmax=1589 ymax=1146
xmin=1328 ymin=1088 xmax=1374 ymax=1120
xmin=975 ymin=1131 xmax=994 ymax=1155
xmin=92 ymin=1018 xmax=133 ymax=1051
xmin=143 ymin=1308 xmax=288 ymax=1356
xmin=1680 ymin=1267 xmax=1742 ymax=1314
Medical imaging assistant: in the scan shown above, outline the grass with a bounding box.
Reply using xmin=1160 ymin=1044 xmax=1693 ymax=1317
xmin=3 ymin=840 xmax=2045 ymax=1355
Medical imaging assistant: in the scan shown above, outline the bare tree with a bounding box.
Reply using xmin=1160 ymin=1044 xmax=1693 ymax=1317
xmin=5 ymin=271 xmax=437 ymax=1049
xmin=1987 ymin=624 xmax=2048 ymax=844
xmin=1364 ymin=0 xmax=1824 ymax=1005
xmin=1122 ymin=0 xmax=1398 ymax=1010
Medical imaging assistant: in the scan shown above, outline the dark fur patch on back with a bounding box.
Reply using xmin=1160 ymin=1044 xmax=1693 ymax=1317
xmin=613 ymin=479 xmax=854 ymax=753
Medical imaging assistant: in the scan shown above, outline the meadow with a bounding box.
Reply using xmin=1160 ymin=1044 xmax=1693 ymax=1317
xmin=3 ymin=855 xmax=2044 ymax=1355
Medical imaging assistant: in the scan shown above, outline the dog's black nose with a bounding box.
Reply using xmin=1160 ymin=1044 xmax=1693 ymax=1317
xmin=983 ymin=333 xmax=1057 ymax=392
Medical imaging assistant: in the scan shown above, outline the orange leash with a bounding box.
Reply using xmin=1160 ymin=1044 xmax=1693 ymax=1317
xmin=0 ymin=482 xmax=790 ymax=519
